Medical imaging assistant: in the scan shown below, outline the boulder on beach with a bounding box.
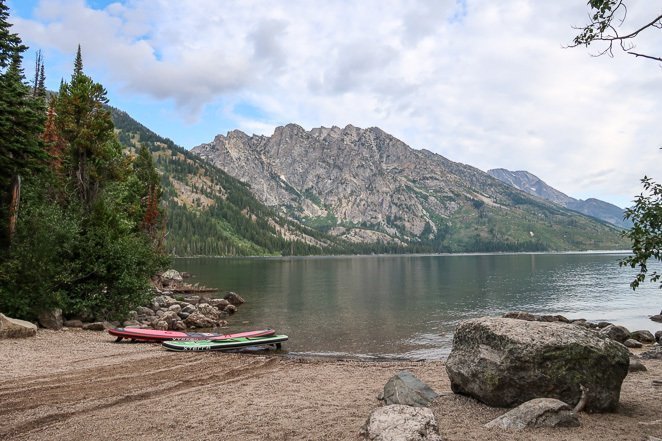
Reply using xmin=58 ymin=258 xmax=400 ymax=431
xmin=598 ymin=324 xmax=630 ymax=343
xmin=37 ymin=308 xmax=63 ymax=330
xmin=359 ymin=405 xmax=441 ymax=441
xmin=484 ymin=398 xmax=580 ymax=430
xmin=445 ymin=317 xmax=629 ymax=412
xmin=630 ymin=330 xmax=656 ymax=344
xmin=0 ymin=313 xmax=37 ymax=338
xmin=378 ymin=370 xmax=439 ymax=407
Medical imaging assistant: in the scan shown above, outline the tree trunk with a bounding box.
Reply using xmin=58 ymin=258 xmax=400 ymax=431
xmin=8 ymin=175 xmax=21 ymax=244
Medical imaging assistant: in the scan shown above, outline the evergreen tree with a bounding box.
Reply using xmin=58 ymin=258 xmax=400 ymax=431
xmin=56 ymin=47 xmax=119 ymax=209
xmin=0 ymin=1 xmax=46 ymax=248
xmin=0 ymin=0 xmax=25 ymax=69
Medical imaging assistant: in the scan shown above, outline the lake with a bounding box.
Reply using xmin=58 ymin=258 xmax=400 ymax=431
xmin=174 ymin=252 xmax=662 ymax=360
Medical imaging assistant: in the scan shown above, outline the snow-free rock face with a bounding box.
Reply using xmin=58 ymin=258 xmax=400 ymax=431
xmin=445 ymin=317 xmax=629 ymax=412
xmin=191 ymin=124 xmax=627 ymax=250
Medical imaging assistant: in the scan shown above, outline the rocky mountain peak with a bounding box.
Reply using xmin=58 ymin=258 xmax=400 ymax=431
xmin=191 ymin=124 xmax=626 ymax=250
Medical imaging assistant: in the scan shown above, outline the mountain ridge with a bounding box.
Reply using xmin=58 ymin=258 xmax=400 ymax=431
xmin=487 ymin=168 xmax=631 ymax=229
xmin=192 ymin=123 xmax=628 ymax=252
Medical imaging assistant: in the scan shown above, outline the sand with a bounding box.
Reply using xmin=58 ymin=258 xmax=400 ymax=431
xmin=1 ymin=329 xmax=661 ymax=440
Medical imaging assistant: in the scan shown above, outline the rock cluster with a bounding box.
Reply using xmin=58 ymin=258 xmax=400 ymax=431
xmin=123 ymin=292 xmax=245 ymax=331
xmin=361 ymin=371 xmax=442 ymax=440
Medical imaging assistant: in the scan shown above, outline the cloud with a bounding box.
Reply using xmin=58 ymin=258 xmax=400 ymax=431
xmin=11 ymin=0 xmax=661 ymax=208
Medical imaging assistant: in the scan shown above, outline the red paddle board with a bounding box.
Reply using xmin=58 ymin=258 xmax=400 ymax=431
xmin=108 ymin=327 xmax=275 ymax=342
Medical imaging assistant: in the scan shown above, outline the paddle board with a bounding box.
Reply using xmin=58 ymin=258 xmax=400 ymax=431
xmin=108 ymin=327 xmax=275 ymax=342
xmin=162 ymin=334 xmax=288 ymax=352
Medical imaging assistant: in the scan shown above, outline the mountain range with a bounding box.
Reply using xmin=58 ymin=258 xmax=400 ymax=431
xmin=486 ymin=169 xmax=631 ymax=229
xmin=190 ymin=123 xmax=628 ymax=254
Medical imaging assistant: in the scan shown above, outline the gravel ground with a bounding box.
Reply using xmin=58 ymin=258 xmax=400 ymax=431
xmin=0 ymin=329 xmax=661 ymax=440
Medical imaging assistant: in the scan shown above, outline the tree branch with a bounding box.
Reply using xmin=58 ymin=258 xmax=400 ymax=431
xmin=628 ymin=51 xmax=662 ymax=63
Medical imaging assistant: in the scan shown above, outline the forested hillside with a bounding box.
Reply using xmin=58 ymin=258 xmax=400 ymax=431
xmin=111 ymin=108 xmax=352 ymax=256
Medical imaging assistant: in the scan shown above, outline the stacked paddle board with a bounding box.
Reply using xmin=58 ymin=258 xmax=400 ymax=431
xmin=162 ymin=334 xmax=288 ymax=352
xmin=108 ymin=327 xmax=275 ymax=342
xmin=108 ymin=327 xmax=288 ymax=352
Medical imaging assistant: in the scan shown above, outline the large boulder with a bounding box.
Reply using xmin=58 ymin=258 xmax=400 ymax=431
xmin=0 ymin=313 xmax=37 ymax=338
xmin=445 ymin=317 xmax=629 ymax=412
xmin=484 ymin=398 xmax=580 ymax=430
xmin=378 ymin=371 xmax=439 ymax=407
xmin=359 ymin=405 xmax=442 ymax=441
xmin=37 ymin=308 xmax=63 ymax=330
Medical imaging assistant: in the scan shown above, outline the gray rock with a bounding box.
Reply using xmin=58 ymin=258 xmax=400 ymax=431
xmin=136 ymin=306 xmax=155 ymax=317
xmin=183 ymin=295 xmax=200 ymax=305
xmin=624 ymin=338 xmax=643 ymax=348
xmin=0 ymin=313 xmax=37 ymax=338
xmin=503 ymin=311 xmax=536 ymax=321
xmin=485 ymin=398 xmax=580 ymax=430
xmin=160 ymin=269 xmax=183 ymax=286
xmin=379 ymin=371 xmax=439 ymax=407
xmin=656 ymin=330 xmax=662 ymax=344
xmin=174 ymin=320 xmax=186 ymax=331
xmin=597 ymin=321 xmax=613 ymax=328
xmin=598 ymin=324 xmax=630 ymax=343
xmin=209 ymin=298 xmax=230 ymax=310
xmin=640 ymin=347 xmax=662 ymax=360
xmin=37 ymin=308 xmax=63 ymax=330
xmin=359 ymin=405 xmax=442 ymax=441
xmin=197 ymin=303 xmax=222 ymax=321
xmin=631 ymin=330 xmax=656 ymax=343
xmin=181 ymin=304 xmax=196 ymax=314
xmin=225 ymin=304 xmax=237 ymax=315
xmin=184 ymin=312 xmax=219 ymax=328
xmin=168 ymin=304 xmax=182 ymax=314
xmin=629 ymin=358 xmax=648 ymax=372
xmin=445 ymin=317 xmax=629 ymax=412
xmin=82 ymin=322 xmax=108 ymax=331
xmin=153 ymin=320 xmax=168 ymax=331
xmin=649 ymin=315 xmax=662 ymax=323
xmin=122 ymin=320 xmax=141 ymax=328
xmin=63 ymin=319 xmax=83 ymax=328
xmin=223 ymin=291 xmax=245 ymax=306
xmin=160 ymin=311 xmax=180 ymax=330
xmin=536 ymin=314 xmax=570 ymax=323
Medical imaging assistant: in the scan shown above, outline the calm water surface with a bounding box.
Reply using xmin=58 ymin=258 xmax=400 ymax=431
xmin=174 ymin=253 xmax=662 ymax=360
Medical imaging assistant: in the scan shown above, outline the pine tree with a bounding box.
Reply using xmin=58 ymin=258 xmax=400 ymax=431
xmin=0 ymin=0 xmax=25 ymax=69
xmin=56 ymin=46 xmax=117 ymax=208
xmin=0 ymin=36 xmax=46 ymax=246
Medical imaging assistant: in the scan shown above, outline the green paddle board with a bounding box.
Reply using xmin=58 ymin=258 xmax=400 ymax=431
xmin=162 ymin=334 xmax=288 ymax=352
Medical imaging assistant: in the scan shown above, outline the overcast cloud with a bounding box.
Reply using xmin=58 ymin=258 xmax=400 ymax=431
xmin=10 ymin=0 xmax=662 ymax=208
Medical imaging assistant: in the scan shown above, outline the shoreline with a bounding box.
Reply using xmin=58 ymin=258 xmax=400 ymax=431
xmin=1 ymin=329 xmax=661 ymax=440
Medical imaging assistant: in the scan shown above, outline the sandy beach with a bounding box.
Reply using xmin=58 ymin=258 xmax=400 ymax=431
xmin=1 ymin=329 xmax=661 ymax=440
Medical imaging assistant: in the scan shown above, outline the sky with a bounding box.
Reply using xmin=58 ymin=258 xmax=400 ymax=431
xmin=6 ymin=0 xmax=661 ymax=209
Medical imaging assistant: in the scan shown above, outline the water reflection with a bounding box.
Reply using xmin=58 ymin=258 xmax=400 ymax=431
xmin=175 ymin=253 xmax=662 ymax=360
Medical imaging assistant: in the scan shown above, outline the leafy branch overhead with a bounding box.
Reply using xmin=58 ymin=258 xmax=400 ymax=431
xmin=570 ymin=0 xmax=662 ymax=62
xmin=620 ymin=176 xmax=662 ymax=290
